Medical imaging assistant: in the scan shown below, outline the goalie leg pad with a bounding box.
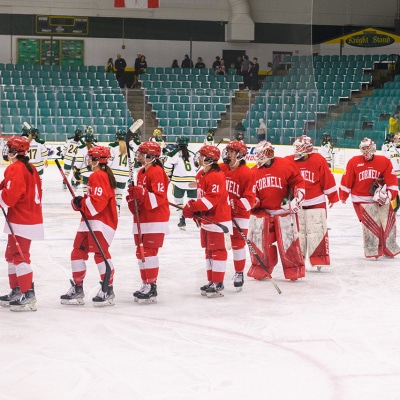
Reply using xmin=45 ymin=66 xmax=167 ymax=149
xmin=303 ymin=208 xmax=330 ymax=266
xmin=275 ymin=214 xmax=305 ymax=280
xmin=356 ymin=203 xmax=383 ymax=258
xmin=247 ymin=214 xmax=278 ymax=279
xmin=381 ymin=205 xmax=400 ymax=257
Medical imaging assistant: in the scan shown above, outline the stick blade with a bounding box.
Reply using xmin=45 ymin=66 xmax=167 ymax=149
xmin=129 ymin=119 xmax=144 ymax=135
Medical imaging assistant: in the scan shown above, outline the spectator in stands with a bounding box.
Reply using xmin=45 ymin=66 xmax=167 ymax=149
xmin=212 ymin=56 xmax=221 ymax=70
xmin=115 ymin=53 xmax=127 ymax=88
xmin=172 ymin=59 xmax=179 ymax=68
xmin=234 ymin=121 xmax=246 ymax=140
xmin=195 ymin=57 xmax=206 ymax=69
xmin=132 ymin=53 xmax=142 ymax=88
xmin=389 ymin=113 xmax=400 ymax=134
xmin=250 ymin=57 xmax=260 ymax=90
xmin=219 ymin=59 xmax=227 ymax=74
xmin=105 ymin=58 xmax=114 ymax=73
xmin=181 ymin=54 xmax=193 ymax=69
xmin=135 ymin=55 xmax=147 ymax=87
xmin=241 ymin=55 xmax=252 ymax=90
xmin=235 ymin=55 xmax=243 ymax=75
xmin=257 ymin=118 xmax=267 ymax=143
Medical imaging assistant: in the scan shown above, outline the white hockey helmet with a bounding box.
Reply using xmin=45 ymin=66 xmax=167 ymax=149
xmin=254 ymin=140 xmax=274 ymax=168
xmin=359 ymin=137 xmax=376 ymax=160
xmin=293 ymin=135 xmax=313 ymax=160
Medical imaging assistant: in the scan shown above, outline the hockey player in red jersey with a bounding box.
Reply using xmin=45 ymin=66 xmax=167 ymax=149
xmin=339 ymin=137 xmax=400 ymax=258
xmin=286 ymin=135 xmax=339 ymax=270
xmin=61 ymin=146 xmax=118 ymax=307
xmin=0 ymin=136 xmax=44 ymax=311
xmin=220 ymin=140 xmax=256 ymax=291
xmin=249 ymin=141 xmax=306 ymax=281
xmin=182 ymin=145 xmax=232 ymax=297
xmin=126 ymin=141 xmax=170 ymax=303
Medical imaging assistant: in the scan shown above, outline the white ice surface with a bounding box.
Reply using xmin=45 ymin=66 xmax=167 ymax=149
xmin=1 ymin=164 xmax=400 ymax=400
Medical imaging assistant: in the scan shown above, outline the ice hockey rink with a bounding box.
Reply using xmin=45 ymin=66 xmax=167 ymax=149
xmin=1 ymin=161 xmax=400 ymax=400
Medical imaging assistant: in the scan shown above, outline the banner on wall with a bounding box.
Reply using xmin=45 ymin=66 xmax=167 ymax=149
xmin=322 ymin=27 xmax=400 ymax=48
xmin=114 ymin=0 xmax=159 ymax=8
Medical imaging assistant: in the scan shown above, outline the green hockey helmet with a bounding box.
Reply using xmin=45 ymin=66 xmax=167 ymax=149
xmin=115 ymin=129 xmax=126 ymax=141
xmin=177 ymin=136 xmax=189 ymax=146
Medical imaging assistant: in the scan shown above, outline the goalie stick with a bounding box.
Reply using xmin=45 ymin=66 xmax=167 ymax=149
xmin=125 ymin=119 xmax=146 ymax=263
xmin=232 ymin=218 xmax=282 ymax=295
xmin=55 ymin=158 xmax=112 ymax=292
xmin=169 ymin=202 xmax=229 ymax=233
xmin=23 ymin=121 xmax=31 ymax=130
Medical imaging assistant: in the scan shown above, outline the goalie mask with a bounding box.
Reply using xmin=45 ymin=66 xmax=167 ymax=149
xmin=195 ymin=145 xmax=220 ymax=166
xmin=254 ymin=141 xmax=274 ymax=168
xmin=222 ymin=140 xmax=248 ymax=165
xmin=85 ymin=125 xmax=94 ymax=135
xmin=359 ymin=137 xmax=376 ymax=160
xmin=3 ymin=136 xmax=29 ymax=161
xmin=293 ymin=135 xmax=313 ymax=160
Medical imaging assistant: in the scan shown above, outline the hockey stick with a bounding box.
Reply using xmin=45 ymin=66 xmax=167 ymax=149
xmin=125 ymin=119 xmax=146 ymax=263
xmin=55 ymin=158 xmax=112 ymax=292
xmin=0 ymin=206 xmax=27 ymax=263
xmin=216 ymin=137 xmax=231 ymax=146
xmin=232 ymin=218 xmax=281 ymax=294
xmin=169 ymin=202 xmax=229 ymax=233
xmin=125 ymin=119 xmax=144 ymax=185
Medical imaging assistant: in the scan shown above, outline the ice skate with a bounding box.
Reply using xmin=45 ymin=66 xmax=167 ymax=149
xmin=178 ymin=217 xmax=186 ymax=230
xmin=62 ymin=181 xmax=67 ymax=191
xmin=0 ymin=286 xmax=21 ymax=307
xmin=116 ymin=205 xmax=121 ymax=216
xmin=133 ymin=283 xmax=147 ymax=302
xmin=92 ymin=282 xmax=115 ymax=307
xmin=233 ymin=272 xmax=244 ymax=292
xmin=60 ymin=279 xmax=85 ymax=305
xmin=9 ymin=284 xmax=37 ymax=312
xmin=200 ymin=281 xmax=212 ymax=296
xmin=205 ymin=282 xmax=224 ymax=298
xmin=136 ymin=283 xmax=157 ymax=304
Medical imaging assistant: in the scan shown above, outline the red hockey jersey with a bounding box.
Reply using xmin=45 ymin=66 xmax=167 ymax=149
xmin=0 ymin=160 xmax=44 ymax=240
xmin=193 ymin=167 xmax=232 ymax=233
xmin=220 ymin=163 xmax=256 ymax=228
xmin=340 ymin=154 xmax=399 ymax=203
xmin=135 ymin=164 xmax=170 ymax=234
xmin=286 ymin=153 xmax=339 ymax=207
xmin=78 ymin=169 xmax=118 ymax=245
xmin=252 ymin=157 xmax=305 ymax=215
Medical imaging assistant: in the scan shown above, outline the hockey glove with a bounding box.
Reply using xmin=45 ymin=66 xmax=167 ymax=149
xmin=182 ymin=200 xmax=202 ymax=219
xmin=230 ymin=198 xmax=246 ymax=216
xmin=71 ymin=196 xmax=83 ymax=211
xmin=127 ymin=185 xmax=147 ymax=206
xmin=373 ymin=184 xmax=391 ymax=206
xmin=281 ymin=191 xmax=304 ymax=214
xmin=73 ymin=167 xmax=82 ymax=182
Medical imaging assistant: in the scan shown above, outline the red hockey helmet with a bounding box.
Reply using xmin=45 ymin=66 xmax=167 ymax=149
xmin=359 ymin=137 xmax=376 ymax=160
xmin=87 ymin=146 xmax=111 ymax=164
xmin=197 ymin=145 xmax=220 ymax=163
xmin=224 ymin=140 xmax=247 ymax=159
xmin=3 ymin=136 xmax=29 ymax=161
xmin=6 ymin=136 xmax=29 ymax=155
xmin=137 ymin=141 xmax=161 ymax=158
